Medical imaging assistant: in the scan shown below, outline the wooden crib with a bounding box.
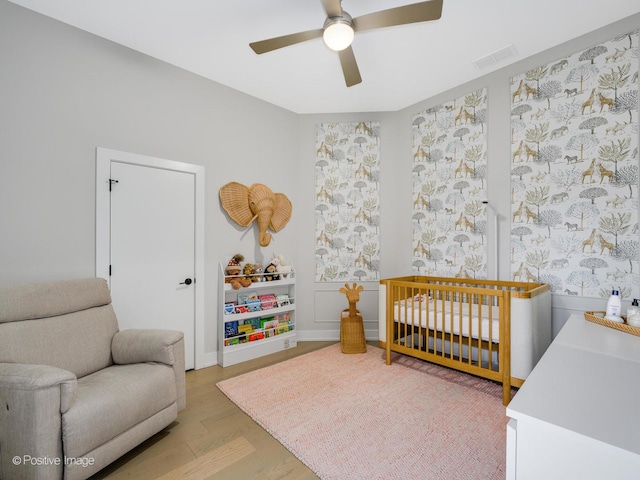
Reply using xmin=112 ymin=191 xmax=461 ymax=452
xmin=379 ymin=276 xmax=551 ymax=405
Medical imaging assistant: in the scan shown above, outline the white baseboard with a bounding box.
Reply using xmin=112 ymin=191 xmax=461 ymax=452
xmin=296 ymin=329 xmax=379 ymax=342
xmin=202 ymin=350 xmax=218 ymax=368
xmin=295 ymin=330 xmax=339 ymax=341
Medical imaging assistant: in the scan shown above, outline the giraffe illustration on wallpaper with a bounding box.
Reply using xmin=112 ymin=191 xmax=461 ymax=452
xmin=510 ymin=30 xmax=639 ymax=300
xmin=315 ymin=122 xmax=381 ymax=282
xmin=411 ymin=88 xmax=488 ymax=278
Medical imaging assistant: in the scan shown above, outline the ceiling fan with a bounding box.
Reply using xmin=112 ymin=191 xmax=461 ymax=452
xmin=249 ymin=0 xmax=443 ymax=87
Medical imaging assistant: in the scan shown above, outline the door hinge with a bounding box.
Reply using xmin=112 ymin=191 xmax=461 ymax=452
xmin=108 ymin=179 xmax=119 ymax=191
xmin=109 ymin=265 xmax=112 ymax=276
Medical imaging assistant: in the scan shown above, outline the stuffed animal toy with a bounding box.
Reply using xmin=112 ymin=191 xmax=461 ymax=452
xmin=230 ymin=276 xmax=252 ymax=290
xmin=243 ymin=263 xmax=257 ymax=282
xmin=264 ymin=262 xmax=279 ymax=282
xmin=253 ymin=263 xmax=264 ymax=282
xmin=225 ymin=254 xmax=246 ymax=289
xmin=272 ymin=254 xmax=292 ymax=278
xmin=225 ymin=254 xmax=244 ymax=280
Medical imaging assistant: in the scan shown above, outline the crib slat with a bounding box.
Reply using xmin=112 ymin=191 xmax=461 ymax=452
xmin=469 ymin=293 xmax=473 ymax=364
xmin=460 ymin=294 xmax=465 ymax=364
xmin=486 ymin=297 xmax=491 ymax=370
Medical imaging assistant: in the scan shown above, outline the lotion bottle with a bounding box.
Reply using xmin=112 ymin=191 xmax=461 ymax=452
xmin=627 ymin=299 xmax=640 ymax=327
xmin=605 ymin=290 xmax=623 ymax=322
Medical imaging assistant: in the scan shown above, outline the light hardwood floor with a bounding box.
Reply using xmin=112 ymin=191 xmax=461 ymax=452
xmin=90 ymin=342 xmax=335 ymax=480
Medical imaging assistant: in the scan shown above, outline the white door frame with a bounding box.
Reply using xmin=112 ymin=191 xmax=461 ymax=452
xmin=96 ymin=147 xmax=205 ymax=370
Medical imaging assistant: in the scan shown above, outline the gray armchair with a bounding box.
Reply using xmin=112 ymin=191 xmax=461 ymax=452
xmin=0 ymin=278 xmax=186 ymax=480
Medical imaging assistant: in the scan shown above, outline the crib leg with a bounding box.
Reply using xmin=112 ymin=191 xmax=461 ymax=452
xmin=502 ymin=380 xmax=511 ymax=406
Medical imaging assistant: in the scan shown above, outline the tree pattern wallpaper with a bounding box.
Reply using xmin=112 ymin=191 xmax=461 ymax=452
xmin=315 ymin=122 xmax=381 ymax=282
xmin=411 ymin=88 xmax=488 ymax=278
xmin=510 ymin=30 xmax=639 ymax=299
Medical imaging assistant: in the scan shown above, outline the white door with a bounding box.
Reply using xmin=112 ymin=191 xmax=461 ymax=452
xmin=96 ymin=148 xmax=205 ymax=371
xmin=110 ymin=162 xmax=195 ymax=369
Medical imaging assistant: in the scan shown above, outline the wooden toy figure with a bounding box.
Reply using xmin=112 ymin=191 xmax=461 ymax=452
xmin=339 ymin=283 xmax=366 ymax=354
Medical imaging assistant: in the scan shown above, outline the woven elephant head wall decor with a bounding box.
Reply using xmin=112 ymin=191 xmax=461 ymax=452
xmin=219 ymin=182 xmax=292 ymax=247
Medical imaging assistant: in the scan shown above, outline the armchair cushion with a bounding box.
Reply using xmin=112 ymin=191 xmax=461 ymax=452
xmin=0 ymin=277 xmax=112 ymax=324
xmin=112 ymin=329 xmax=184 ymax=365
xmin=62 ymin=363 xmax=177 ymax=459
xmin=0 ymin=277 xmax=119 ymax=379
xmin=0 ymin=307 xmax=119 ymax=379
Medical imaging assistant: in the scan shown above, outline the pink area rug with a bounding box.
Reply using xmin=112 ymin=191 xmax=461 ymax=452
xmin=217 ymin=344 xmax=508 ymax=480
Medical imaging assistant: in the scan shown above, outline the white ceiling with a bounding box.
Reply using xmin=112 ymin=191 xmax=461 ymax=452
xmin=8 ymin=0 xmax=640 ymax=114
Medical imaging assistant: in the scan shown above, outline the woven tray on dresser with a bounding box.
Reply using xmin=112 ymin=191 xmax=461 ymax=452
xmin=584 ymin=311 xmax=640 ymax=337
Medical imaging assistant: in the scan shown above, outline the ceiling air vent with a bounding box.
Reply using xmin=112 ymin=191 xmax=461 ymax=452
xmin=474 ymin=44 xmax=517 ymax=69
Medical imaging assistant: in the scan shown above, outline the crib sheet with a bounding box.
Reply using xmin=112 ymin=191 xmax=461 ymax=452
xmin=392 ymin=298 xmax=500 ymax=343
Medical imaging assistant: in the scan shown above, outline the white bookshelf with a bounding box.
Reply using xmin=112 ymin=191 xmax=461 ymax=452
xmin=217 ymin=262 xmax=296 ymax=367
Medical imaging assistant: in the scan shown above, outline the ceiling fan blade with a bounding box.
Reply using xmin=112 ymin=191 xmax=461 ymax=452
xmin=338 ymin=46 xmax=362 ymax=87
xmin=250 ymin=29 xmax=323 ymax=54
xmin=321 ymin=0 xmax=343 ymax=18
xmin=353 ymin=0 xmax=443 ymax=32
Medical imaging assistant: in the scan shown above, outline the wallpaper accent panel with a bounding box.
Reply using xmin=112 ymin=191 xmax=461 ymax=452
xmin=510 ymin=31 xmax=639 ymax=299
xmin=315 ymin=122 xmax=381 ymax=282
xmin=411 ymin=89 xmax=489 ymax=278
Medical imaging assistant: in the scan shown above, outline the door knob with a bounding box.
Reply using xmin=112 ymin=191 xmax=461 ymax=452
xmin=179 ymin=278 xmax=193 ymax=285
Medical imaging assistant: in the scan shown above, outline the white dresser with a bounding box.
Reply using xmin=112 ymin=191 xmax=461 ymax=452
xmin=506 ymin=313 xmax=640 ymax=480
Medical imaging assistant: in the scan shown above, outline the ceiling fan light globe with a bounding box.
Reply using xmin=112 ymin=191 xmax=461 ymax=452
xmin=323 ymin=21 xmax=354 ymax=51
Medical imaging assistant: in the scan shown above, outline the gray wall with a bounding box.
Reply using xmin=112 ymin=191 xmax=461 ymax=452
xmin=0 ymin=1 xmax=300 ymax=360
xmin=1 ymin=0 xmax=639 ymax=362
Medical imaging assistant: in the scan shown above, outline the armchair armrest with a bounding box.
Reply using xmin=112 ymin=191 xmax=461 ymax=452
xmin=0 ymin=363 xmax=77 ymax=479
xmin=111 ymin=329 xmax=183 ymax=365
xmin=0 ymin=363 xmax=77 ymax=413
xmin=111 ymin=329 xmax=186 ymax=411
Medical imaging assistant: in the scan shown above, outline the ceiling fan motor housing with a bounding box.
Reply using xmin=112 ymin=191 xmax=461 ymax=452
xmin=323 ymin=11 xmax=354 ymax=51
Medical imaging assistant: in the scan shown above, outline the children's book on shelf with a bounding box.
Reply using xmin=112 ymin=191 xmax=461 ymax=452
xmin=274 ymin=312 xmax=290 ymax=322
xmin=237 ymin=291 xmax=257 ymax=304
xmin=260 ymin=318 xmax=279 ymax=330
xmin=246 ymin=299 xmax=261 ymax=312
xmin=276 ymin=293 xmax=290 ymax=307
xmin=277 ymin=323 xmax=290 ymax=333
xmin=238 ymin=291 xmax=261 ymax=312
xmin=224 ymin=321 xmax=238 ymax=338
xmin=224 ymin=302 xmax=236 ymax=315
xmin=258 ymin=293 xmax=277 ymax=310
xmin=249 ymin=332 xmax=265 ymax=342
xmin=238 ymin=324 xmax=253 ymax=334
xmin=275 ymin=312 xmax=291 ymax=333
xmin=246 ymin=318 xmax=261 ymax=329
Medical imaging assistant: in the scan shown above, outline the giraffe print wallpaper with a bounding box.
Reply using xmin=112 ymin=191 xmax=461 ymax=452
xmin=315 ymin=122 xmax=380 ymax=282
xmin=411 ymin=88 xmax=488 ymax=278
xmin=510 ymin=30 xmax=639 ymax=299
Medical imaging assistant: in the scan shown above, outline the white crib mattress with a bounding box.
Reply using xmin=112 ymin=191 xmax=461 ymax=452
xmin=392 ymin=298 xmax=501 ymax=343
